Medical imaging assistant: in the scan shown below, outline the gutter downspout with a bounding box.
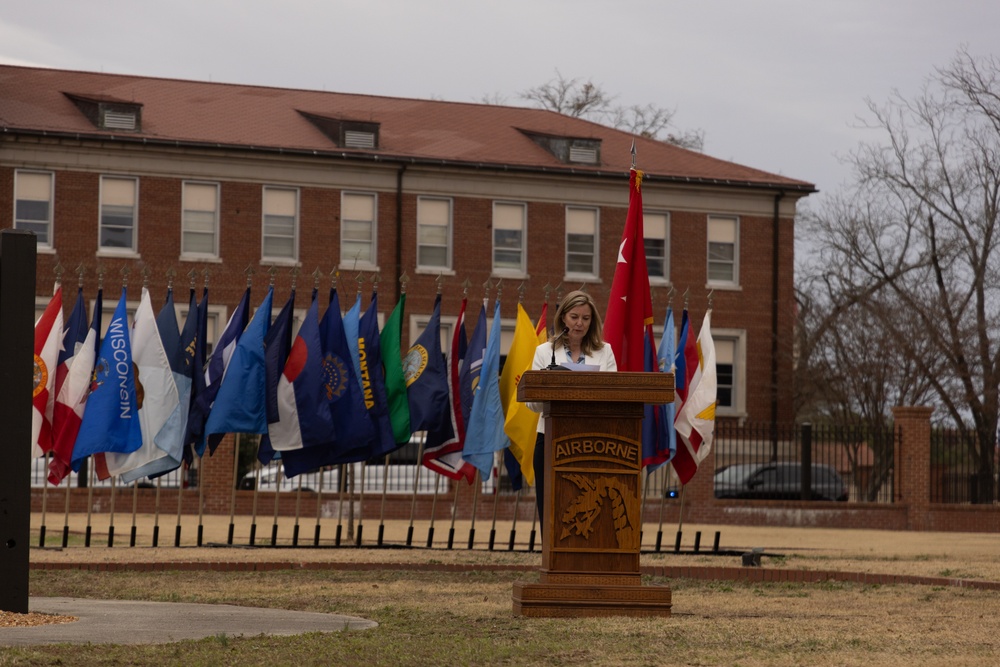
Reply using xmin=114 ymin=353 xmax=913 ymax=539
xmin=393 ymin=164 xmax=407 ymax=305
xmin=771 ymin=191 xmax=785 ymax=428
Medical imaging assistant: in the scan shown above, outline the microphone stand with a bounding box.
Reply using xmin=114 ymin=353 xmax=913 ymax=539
xmin=547 ymin=328 xmax=571 ymax=370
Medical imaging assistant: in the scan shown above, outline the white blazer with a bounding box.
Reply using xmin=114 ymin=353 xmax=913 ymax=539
xmin=528 ymin=341 xmax=617 ymax=433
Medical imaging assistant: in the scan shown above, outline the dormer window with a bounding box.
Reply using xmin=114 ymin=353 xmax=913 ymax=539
xmin=64 ymin=93 xmax=142 ymax=132
xmin=298 ymin=111 xmax=380 ymax=150
xmin=518 ymin=129 xmax=602 ymax=166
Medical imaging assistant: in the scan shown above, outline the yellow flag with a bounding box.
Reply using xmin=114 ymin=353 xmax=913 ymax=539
xmin=500 ymin=303 xmax=541 ymax=485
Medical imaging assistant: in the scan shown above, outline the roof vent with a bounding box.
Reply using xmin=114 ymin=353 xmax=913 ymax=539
xmin=518 ymin=129 xmax=601 ymax=166
xmin=64 ymin=93 xmax=143 ymax=132
xmin=298 ymin=110 xmax=380 ymax=150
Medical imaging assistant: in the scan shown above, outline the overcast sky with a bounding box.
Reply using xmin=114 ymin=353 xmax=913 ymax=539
xmin=2 ymin=1 xmax=996 ymax=204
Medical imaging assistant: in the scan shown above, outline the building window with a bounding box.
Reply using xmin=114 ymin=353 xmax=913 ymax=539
xmin=341 ymin=192 xmax=377 ymax=268
xmin=707 ymin=215 xmax=739 ymax=286
xmin=181 ymin=182 xmax=219 ymax=258
xmin=417 ymin=197 xmax=452 ymax=270
xmin=492 ymin=202 xmax=526 ymax=275
xmin=262 ymin=186 xmax=298 ymax=261
xmin=712 ymin=329 xmax=746 ymax=416
xmin=14 ymin=171 xmax=53 ymax=248
xmin=565 ymin=207 xmax=599 ymax=278
xmin=644 ymin=211 xmax=669 ymax=283
xmin=99 ymin=176 xmax=138 ymax=252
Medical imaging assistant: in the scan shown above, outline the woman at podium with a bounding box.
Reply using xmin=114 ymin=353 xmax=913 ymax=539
xmin=528 ymin=290 xmax=617 ymax=525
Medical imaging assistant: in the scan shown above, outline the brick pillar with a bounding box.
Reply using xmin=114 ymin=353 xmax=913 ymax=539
xmin=200 ymin=433 xmax=238 ymax=515
xmin=892 ymin=406 xmax=932 ymax=530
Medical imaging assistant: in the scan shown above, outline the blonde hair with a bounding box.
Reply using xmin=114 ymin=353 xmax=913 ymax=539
xmin=550 ymin=290 xmax=605 ymax=355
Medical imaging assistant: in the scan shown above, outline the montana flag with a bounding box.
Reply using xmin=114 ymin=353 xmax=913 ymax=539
xmin=673 ymin=310 xmax=717 ymax=485
xmin=602 ymin=168 xmax=653 ymax=371
xmin=187 ymin=287 xmax=248 ymax=459
xmin=381 ymin=293 xmax=411 ymax=444
xmin=203 ymin=287 xmax=273 ymax=453
xmin=49 ymin=289 xmax=101 ymax=485
xmin=500 ymin=303 xmax=541 ymax=486
xmin=463 ymin=298 xmax=509 ymax=479
xmin=269 ymin=295 xmax=335 ymax=452
xmin=404 ymin=293 xmax=449 ymax=433
xmin=422 ymin=297 xmax=476 ymax=482
xmin=71 ymin=289 xmax=142 ymax=471
xmin=32 ymin=286 xmax=63 ymax=458
xmin=358 ymin=291 xmax=400 ymax=459
xmin=101 ymin=287 xmax=181 ymax=482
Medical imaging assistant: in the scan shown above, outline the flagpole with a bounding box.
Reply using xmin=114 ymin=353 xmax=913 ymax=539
xmin=336 ymin=464 xmax=347 ymax=547
xmin=226 ymin=437 xmax=239 ymax=545
xmin=152 ymin=477 xmax=162 ymax=547
xmin=175 ymin=454 xmax=186 ymax=547
xmin=655 ymin=467 xmax=667 ymax=552
xmin=468 ymin=470 xmax=481 ymax=550
xmin=508 ymin=488 xmax=521 ymax=552
xmin=488 ymin=452 xmax=501 ymax=551
xmin=39 ymin=455 xmax=49 ymax=547
xmin=447 ymin=479 xmax=460 ymax=549
xmin=377 ymin=454 xmax=391 ymax=546
xmin=270 ymin=465 xmax=282 ymax=546
xmin=313 ymin=468 xmax=325 ymax=546
xmin=675 ymin=485 xmax=686 ymax=552
xmin=407 ymin=437 xmax=426 ymax=547
xmin=249 ymin=457 xmax=262 ymax=546
xmin=129 ymin=480 xmax=139 ymax=547
xmin=355 ymin=462 xmax=367 ymax=547
xmin=426 ymin=471 xmax=441 ymax=548
xmin=85 ymin=457 xmax=95 ymax=547
xmin=107 ymin=475 xmax=116 ymax=548
xmin=62 ymin=474 xmax=71 ymax=548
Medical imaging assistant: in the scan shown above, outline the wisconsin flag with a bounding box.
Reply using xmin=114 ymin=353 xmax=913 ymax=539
xmin=673 ymin=310 xmax=717 ymax=485
xmin=49 ymin=289 xmax=101 ymax=485
xmin=32 ymin=286 xmax=63 ymax=458
xmin=71 ymin=289 xmax=142 ymax=471
xmin=500 ymin=303 xmax=541 ymax=486
xmin=602 ymin=168 xmax=653 ymax=372
xmin=101 ymin=287 xmax=181 ymax=482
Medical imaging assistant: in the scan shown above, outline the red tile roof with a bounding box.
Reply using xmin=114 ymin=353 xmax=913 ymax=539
xmin=0 ymin=65 xmax=814 ymax=192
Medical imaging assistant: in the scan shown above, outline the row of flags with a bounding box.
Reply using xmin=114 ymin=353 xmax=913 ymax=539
xmin=30 ymin=168 xmax=718 ymax=490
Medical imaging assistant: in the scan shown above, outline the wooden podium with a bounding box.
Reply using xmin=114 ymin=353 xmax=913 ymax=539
xmin=512 ymin=370 xmax=674 ymax=617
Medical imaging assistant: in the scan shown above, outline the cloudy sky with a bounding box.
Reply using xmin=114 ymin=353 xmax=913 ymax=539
xmin=2 ymin=1 xmax=996 ymax=202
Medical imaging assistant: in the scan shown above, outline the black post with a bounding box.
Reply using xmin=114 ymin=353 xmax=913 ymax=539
xmin=801 ymin=422 xmax=813 ymax=501
xmin=0 ymin=230 xmax=36 ymax=614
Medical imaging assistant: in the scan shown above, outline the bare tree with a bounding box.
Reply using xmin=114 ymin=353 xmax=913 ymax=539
xmin=799 ymin=48 xmax=1000 ymax=501
xmin=516 ymin=71 xmax=704 ymax=151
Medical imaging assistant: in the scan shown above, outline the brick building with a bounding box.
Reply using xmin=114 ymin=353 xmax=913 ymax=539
xmin=1 ymin=64 xmax=814 ymax=430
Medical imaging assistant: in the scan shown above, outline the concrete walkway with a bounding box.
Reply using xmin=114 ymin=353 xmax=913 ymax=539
xmin=0 ymin=597 xmax=376 ymax=646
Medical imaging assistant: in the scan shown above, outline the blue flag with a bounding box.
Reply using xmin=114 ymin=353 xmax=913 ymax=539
xmin=344 ymin=293 xmax=363 ymax=392
xmin=358 ymin=291 xmax=399 ymax=460
xmin=204 ymin=287 xmax=273 ymax=453
xmin=182 ymin=287 xmax=211 ymax=462
xmin=71 ymin=288 xmax=143 ymax=471
xmin=156 ymin=288 xmax=181 ymax=373
xmin=642 ymin=324 xmax=672 ymax=469
xmin=404 ymin=293 xmax=450 ymax=432
xmin=463 ymin=298 xmax=510 ymax=479
xmin=459 ymin=303 xmax=487 ymax=431
xmin=189 ymin=288 xmax=249 ymax=457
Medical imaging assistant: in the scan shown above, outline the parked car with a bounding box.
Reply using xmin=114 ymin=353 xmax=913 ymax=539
xmin=714 ymin=462 xmax=849 ymax=501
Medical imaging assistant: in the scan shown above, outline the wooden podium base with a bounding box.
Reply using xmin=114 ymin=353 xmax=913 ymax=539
xmin=512 ymin=574 xmax=672 ymax=618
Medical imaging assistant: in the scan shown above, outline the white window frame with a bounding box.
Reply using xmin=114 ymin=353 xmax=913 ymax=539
xmin=340 ymin=191 xmax=378 ymax=270
xmin=416 ymin=196 xmax=453 ymax=272
xmin=644 ymin=211 xmax=670 ymax=286
xmin=261 ymin=186 xmax=299 ymax=264
xmin=707 ymin=215 xmax=740 ymax=287
xmin=492 ymin=201 xmax=527 ymax=277
xmin=14 ymin=170 xmax=54 ymax=251
xmin=712 ymin=328 xmax=746 ymax=418
xmin=564 ymin=206 xmax=600 ymax=280
xmin=98 ymin=175 xmax=139 ymax=256
xmin=181 ymin=181 xmax=220 ymax=260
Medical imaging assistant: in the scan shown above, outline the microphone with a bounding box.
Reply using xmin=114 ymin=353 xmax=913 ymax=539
xmin=547 ymin=328 xmax=571 ymax=370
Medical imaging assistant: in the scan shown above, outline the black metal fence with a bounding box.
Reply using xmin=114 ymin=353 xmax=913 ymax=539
xmin=930 ymin=428 xmax=999 ymax=504
xmin=713 ymin=422 xmax=897 ymax=503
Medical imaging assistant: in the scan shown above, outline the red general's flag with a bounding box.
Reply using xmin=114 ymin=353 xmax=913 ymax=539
xmin=602 ymin=168 xmax=653 ymax=372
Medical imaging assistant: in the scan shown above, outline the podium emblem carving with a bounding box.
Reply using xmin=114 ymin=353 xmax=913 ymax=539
xmin=559 ymin=473 xmax=640 ymax=549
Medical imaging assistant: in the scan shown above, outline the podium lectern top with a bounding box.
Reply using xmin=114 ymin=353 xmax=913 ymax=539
xmin=516 ymin=370 xmax=673 ymax=405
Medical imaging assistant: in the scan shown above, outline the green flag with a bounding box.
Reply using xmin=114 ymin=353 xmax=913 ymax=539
xmin=381 ymin=292 xmax=411 ymax=444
